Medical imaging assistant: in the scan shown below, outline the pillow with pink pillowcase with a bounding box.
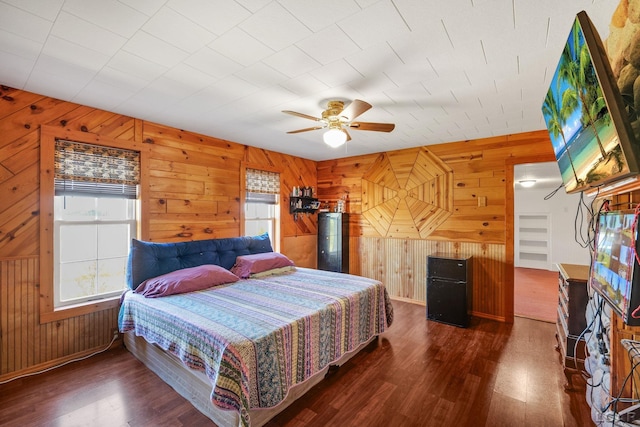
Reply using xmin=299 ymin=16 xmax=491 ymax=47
xmin=134 ymin=264 xmax=239 ymax=297
xmin=230 ymin=252 xmax=295 ymax=279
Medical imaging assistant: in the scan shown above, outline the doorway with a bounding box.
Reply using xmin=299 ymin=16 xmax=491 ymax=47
xmin=513 ymin=162 xmax=562 ymax=322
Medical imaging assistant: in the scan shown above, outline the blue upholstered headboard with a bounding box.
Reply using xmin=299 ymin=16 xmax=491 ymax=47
xmin=126 ymin=233 xmax=273 ymax=290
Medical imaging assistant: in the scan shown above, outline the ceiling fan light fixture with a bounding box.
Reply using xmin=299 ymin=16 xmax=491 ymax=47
xmin=283 ymin=99 xmax=394 ymax=146
xmin=323 ymin=128 xmax=347 ymax=147
xmin=518 ymin=179 xmax=536 ymax=188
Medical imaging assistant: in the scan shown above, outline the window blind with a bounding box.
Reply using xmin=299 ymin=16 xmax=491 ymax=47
xmin=246 ymin=168 xmax=280 ymax=204
xmin=54 ymin=139 xmax=140 ymax=198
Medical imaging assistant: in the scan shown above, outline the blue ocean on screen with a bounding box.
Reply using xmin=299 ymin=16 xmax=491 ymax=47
xmin=556 ymin=115 xmax=620 ymax=188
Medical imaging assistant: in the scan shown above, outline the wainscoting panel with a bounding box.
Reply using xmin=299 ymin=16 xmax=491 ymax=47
xmin=350 ymin=237 xmax=506 ymax=320
xmin=0 ymin=257 xmax=119 ymax=378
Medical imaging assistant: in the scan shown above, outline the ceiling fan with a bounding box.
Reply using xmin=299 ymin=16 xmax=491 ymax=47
xmin=282 ymin=99 xmax=395 ymax=147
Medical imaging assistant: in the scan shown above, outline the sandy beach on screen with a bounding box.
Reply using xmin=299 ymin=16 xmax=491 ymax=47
xmin=563 ymin=134 xmax=622 ymax=191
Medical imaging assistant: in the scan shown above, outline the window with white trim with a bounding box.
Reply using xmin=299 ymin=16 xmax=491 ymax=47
xmin=244 ymin=168 xmax=280 ymax=248
xmin=53 ymin=140 xmax=139 ymax=308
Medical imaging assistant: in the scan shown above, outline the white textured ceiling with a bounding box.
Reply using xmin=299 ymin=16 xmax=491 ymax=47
xmin=0 ymin=0 xmax=619 ymax=162
xmin=515 ymin=162 xmax=563 ymax=190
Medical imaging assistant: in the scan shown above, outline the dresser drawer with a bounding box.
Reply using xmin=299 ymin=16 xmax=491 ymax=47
xmin=555 ymin=263 xmax=589 ymax=390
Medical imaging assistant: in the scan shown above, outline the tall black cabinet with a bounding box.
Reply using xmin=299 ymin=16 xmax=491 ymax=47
xmin=317 ymin=213 xmax=349 ymax=273
xmin=426 ymin=253 xmax=473 ymax=328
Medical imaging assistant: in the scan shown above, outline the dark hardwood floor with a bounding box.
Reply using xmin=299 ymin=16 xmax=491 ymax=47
xmin=0 ymin=300 xmax=592 ymax=426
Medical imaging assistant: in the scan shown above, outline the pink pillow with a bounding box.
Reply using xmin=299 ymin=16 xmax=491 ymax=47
xmin=231 ymin=252 xmax=294 ymax=278
xmin=134 ymin=264 xmax=239 ymax=297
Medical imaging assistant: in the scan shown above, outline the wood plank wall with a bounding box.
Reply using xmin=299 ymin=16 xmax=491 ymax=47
xmin=0 ymin=86 xmax=317 ymax=379
xmin=0 ymin=84 xmax=557 ymax=379
xmin=317 ymin=131 xmax=556 ymax=321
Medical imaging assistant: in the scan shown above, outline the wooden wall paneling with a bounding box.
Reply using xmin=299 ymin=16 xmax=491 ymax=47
xmin=2 ymin=259 xmax=12 ymax=373
xmin=610 ymin=316 xmax=639 ymax=409
xmin=206 ymin=179 xmax=240 ymax=200
xmin=244 ymin=147 xmax=320 ymax=239
xmin=149 ymin=157 xmax=211 ymax=177
xmin=165 ymin=198 xmax=217 ymax=214
xmin=42 ymin=104 xmax=105 ymax=130
xmin=149 ymin=198 xmax=168 ymax=214
xmin=352 ymin=237 xmax=506 ymax=318
xmin=0 ymin=192 xmax=39 ymax=255
xmin=0 ymin=164 xmax=11 ymax=183
xmin=148 ymin=218 xmax=239 ymax=241
xmin=386 ymin=203 xmax=419 ymax=239
xmin=2 ymin=258 xmax=31 ymax=375
xmin=1 ymin=85 xmax=556 ymax=376
xmin=0 ymin=255 xmax=123 ymax=380
xmin=23 ymin=257 xmax=35 ymax=368
xmin=144 ymin=124 xmax=244 ymax=242
xmin=318 ymin=130 xmax=555 ymax=320
xmin=282 ymin=235 xmax=317 ymax=268
xmin=149 ymin=174 xmax=206 ymax=195
xmin=143 ymin=122 xmax=245 ymax=159
xmin=0 ymin=163 xmax=39 ymax=257
xmin=66 ymin=109 xmax=122 ymax=134
xmin=0 ymin=100 xmax=61 ymax=144
xmin=88 ymin=115 xmax=136 ymax=139
xmin=0 ymin=162 xmax=39 ymax=217
xmin=146 ymin=143 xmax=244 ymax=173
xmin=1 ymin=131 xmax=39 ymax=175
xmin=0 ymin=88 xmax=46 ymax=121
xmin=21 ymin=99 xmax=87 ymax=133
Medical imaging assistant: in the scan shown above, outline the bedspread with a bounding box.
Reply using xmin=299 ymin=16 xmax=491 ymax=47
xmin=118 ymin=267 xmax=393 ymax=426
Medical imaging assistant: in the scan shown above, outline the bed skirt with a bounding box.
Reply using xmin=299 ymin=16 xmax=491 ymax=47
xmin=123 ymin=331 xmax=376 ymax=426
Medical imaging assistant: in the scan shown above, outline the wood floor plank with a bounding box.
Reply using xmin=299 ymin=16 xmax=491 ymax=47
xmin=0 ymin=300 xmax=593 ymax=426
xmin=514 ymin=266 xmax=558 ymax=323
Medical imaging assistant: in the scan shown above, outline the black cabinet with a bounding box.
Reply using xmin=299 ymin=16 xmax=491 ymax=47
xmin=426 ymin=253 xmax=473 ymax=328
xmin=317 ymin=213 xmax=349 ymax=273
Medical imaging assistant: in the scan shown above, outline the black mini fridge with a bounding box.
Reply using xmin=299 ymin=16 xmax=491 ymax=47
xmin=426 ymin=253 xmax=473 ymax=328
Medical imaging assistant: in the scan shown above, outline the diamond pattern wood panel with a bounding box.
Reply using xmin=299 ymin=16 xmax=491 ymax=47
xmin=361 ymin=148 xmax=453 ymax=238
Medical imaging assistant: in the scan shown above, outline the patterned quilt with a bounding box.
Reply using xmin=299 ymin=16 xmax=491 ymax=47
xmin=118 ymin=267 xmax=393 ymax=426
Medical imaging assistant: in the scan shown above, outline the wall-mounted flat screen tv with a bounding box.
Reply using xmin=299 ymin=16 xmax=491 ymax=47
xmin=589 ymin=210 xmax=640 ymax=325
xmin=542 ymin=11 xmax=640 ymax=194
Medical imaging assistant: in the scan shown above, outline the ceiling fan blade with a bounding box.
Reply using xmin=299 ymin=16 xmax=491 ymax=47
xmin=282 ymin=110 xmax=322 ymax=122
xmin=340 ymin=99 xmax=371 ymax=121
xmin=349 ymin=122 xmax=395 ymax=132
xmin=344 ymin=128 xmax=352 ymax=142
xmin=286 ymin=126 xmax=325 ymax=134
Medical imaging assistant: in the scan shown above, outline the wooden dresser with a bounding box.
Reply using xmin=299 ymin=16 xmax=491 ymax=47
xmin=555 ymin=263 xmax=590 ymax=390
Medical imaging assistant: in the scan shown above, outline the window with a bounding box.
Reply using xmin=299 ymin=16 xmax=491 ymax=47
xmin=244 ymin=168 xmax=280 ymax=249
xmin=53 ymin=139 xmax=140 ymax=308
xmin=40 ymin=127 xmax=148 ymax=323
xmin=245 ymin=201 xmax=277 ymax=239
xmin=54 ymin=196 xmax=136 ymax=307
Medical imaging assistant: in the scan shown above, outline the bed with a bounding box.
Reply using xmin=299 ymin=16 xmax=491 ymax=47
xmin=118 ymin=234 xmax=393 ymax=427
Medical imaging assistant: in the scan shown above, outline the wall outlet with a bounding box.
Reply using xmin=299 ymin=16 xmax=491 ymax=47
xmin=112 ymin=329 xmax=119 ymax=339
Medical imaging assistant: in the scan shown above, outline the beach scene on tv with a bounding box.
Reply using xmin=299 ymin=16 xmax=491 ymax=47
xmin=590 ymin=212 xmax=635 ymax=315
xmin=542 ymin=16 xmax=627 ymax=194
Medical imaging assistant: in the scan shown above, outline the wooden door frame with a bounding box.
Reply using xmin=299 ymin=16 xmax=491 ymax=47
xmin=505 ymin=153 xmax=556 ymax=323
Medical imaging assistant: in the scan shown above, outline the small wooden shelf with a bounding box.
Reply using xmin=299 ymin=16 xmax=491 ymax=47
xmin=289 ymin=196 xmax=319 ymax=214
